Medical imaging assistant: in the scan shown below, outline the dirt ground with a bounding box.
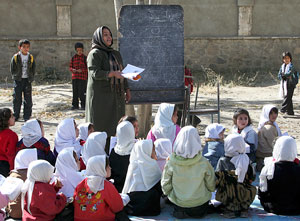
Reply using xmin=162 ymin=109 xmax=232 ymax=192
xmin=1 ymin=82 xmax=300 ymax=153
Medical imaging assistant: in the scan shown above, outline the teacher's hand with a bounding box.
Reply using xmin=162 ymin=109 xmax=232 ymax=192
xmin=108 ymin=71 xmax=124 ymax=79
xmin=125 ymin=89 xmax=131 ymax=103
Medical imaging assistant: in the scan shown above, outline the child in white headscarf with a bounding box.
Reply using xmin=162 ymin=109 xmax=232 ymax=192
xmin=109 ymin=121 xmax=136 ymax=192
xmin=54 ymin=118 xmax=81 ymax=157
xmin=54 ymin=148 xmax=84 ymax=198
xmin=73 ymin=155 xmax=125 ymax=221
xmin=256 ymin=105 xmax=281 ymax=172
xmin=122 ymin=140 xmax=162 ymax=216
xmin=232 ymin=108 xmax=258 ymax=163
xmin=215 ymin=134 xmax=256 ymax=218
xmin=154 ymin=138 xmax=172 ymax=171
xmin=202 ymin=123 xmax=225 ymax=169
xmin=77 ymin=122 xmax=94 ymax=145
xmin=16 ymin=119 xmax=56 ymax=166
xmin=80 ymin=132 xmax=107 ymax=170
xmin=147 ymin=103 xmax=180 ymax=145
xmin=258 ymin=136 xmax=300 ymax=215
xmin=21 ymin=160 xmax=66 ymax=220
xmin=7 ymin=149 xmax=38 ymax=219
xmin=161 ymin=126 xmax=215 ymax=219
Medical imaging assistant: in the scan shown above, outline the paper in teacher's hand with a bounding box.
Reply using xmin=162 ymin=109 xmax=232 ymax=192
xmin=121 ymin=64 xmax=145 ymax=81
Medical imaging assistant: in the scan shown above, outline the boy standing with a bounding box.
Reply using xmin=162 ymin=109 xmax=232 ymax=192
xmin=10 ymin=39 xmax=36 ymax=121
xmin=69 ymin=42 xmax=88 ymax=110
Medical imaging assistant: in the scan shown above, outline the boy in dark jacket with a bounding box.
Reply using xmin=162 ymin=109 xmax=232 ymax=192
xmin=10 ymin=39 xmax=36 ymax=121
xmin=69 ymin=42 xmax=88 ymax=110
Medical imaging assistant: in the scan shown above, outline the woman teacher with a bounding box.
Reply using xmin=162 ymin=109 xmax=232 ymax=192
xmin=86 ymin=26 xmax=131 ymax=137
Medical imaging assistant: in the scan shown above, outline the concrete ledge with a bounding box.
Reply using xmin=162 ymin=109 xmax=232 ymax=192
xmin=237 ymin=0 xmax=255 ymax=7
xmin=56 ymin=0 xmax=72 ymax=6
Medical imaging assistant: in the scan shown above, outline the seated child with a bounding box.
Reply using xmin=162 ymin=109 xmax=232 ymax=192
xmin=122 ymin=140 xmax=162 ymax=216
xmin=80 ymin=132 xmax=107 ymax=170
xmin=215 ymin=134 xmax=256 ymax=218
xmin=147 ymin=103 xmax=180 ymax=145
xmin=232 ymin=108 xmax=258 ymax=163
xmin=74 ymin=155 xmax=124 ymax=221
xmin=77 ymin=122 xmax=94 ymax=145
xmin=7 ymin=148 xmax=38 ymax=219
xmin=154 ymin=138 xmax=172 ymax=171
xmin=21 ymin=160 xmax=66 ymax=220
xmin=256 ymin=105 xmax=281 ymax=172
xmin=0 ymin=192 xmax=9 ymax=221
xmin=202 ymin=123 xmax=225 ymax=169
xmin=0 ymin=108 xmax=18 ymax=177
xmin=17 ymin=119 xmax=56 ymax=166
xmin=259 ymin=136 xmax=300 ymax=215
xmin=54 ymin=148 xmax=84 ymax=198
xmin=162 ymin=126 xmax=215 ymax=219
xmin=119 ymin=116 xmax=139 ymax=138
xmin=54 ymin=118 xmax=81 ymax=157
xmin=109 ymin=121 xmax=136 ymax=192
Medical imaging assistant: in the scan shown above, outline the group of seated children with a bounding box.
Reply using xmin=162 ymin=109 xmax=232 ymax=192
xmin=0 ymin=101 xmax=300 ymax=220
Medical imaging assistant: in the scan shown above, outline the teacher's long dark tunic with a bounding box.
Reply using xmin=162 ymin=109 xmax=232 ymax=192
xmin=85 ymin=48 xmax=128 ymax=136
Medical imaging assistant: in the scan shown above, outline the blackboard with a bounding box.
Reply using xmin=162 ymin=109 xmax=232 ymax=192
xmin=119 ymin=5 xmax=184 ymax=104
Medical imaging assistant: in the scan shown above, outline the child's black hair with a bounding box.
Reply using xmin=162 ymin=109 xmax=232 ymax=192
xmin=233 ymin=108 xmax=252 ymax=126
xmin=0 ymin=108 xmax=12 ymax=131
xmin=118 ymin=115 xmax=137 ymax=125
xmin=88 ymin=123 xmax=94 ymax=131
xmin=269 ymin=107 xmax=278 ymax=115
xmin=282 ymin=51 xmax=292 ymax=61
xmin=19 ymin=39 xmax=30 ymax=47
xmin=105 ymin=156 xmax=110 ymax=168
xmin=173 ymin=104 xmax=178 ymax=115
xmin=75 ymin=42 xmax=84 ymax=50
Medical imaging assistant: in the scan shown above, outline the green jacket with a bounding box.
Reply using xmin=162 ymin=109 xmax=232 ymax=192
xmin=10 ymin=52 xmax=36 ymax=82
xmin=161 ymin=153 xmax=215 ymax=208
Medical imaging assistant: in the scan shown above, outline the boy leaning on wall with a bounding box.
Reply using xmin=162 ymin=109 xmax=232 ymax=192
xmin=10 ymin=39 xmax=36 ymax=122
xmin=69 ymin=42 xmax=88 ymax=110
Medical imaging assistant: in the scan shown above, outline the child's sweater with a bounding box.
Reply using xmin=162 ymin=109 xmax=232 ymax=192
xmin=202 ymin=140 xmax=225 ymax=169
xmin=0 ymin=129 xmax=18 ymax=170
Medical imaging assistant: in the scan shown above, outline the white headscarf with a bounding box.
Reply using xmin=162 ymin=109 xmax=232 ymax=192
xmin=224 ymin=134 xmax=250 ymax=183
xmin=259 ymin=136 xmax=297 ymax=192
xmin=21 ymin=119 xmax=42 ymax=147
xmin=122 ymin=140 xmax=162 ymax=194
xmin=54 ymin=148 xmax=84 ymax=197
xmin=86 ymin=155 xmax=107 ymax=194
xmin=154 ymin=138 xmax=172 ymax=171
xmin=173 ymin=126 xmax=202 ymax=159
xmin=258 ymin=105 xmax=281 ymax=136
xmin=114 ymin=121 xmax=136 ymax=156
xmin=152 ymin=103 xmax=177 ymax=144
xmin=81 ymin=132 xmax=107 ymax=165
xmin=54 ymin=118 xmax=82 ymax=156
xmin=205 ymin=123 xmax=225 ymax=139
xmin=14 ymin=148 xmax=38 ymax=170
xmin=21 ymin=160 xmax=54 ymax=215
xmin=78 ymin=122 xmax=91 ymax=141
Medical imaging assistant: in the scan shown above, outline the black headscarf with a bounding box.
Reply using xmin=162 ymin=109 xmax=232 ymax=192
xmin=91 ymin=26 xmax=125 ymax=93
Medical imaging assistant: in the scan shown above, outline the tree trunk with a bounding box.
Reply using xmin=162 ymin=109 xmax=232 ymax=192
xmin=113 ymin=0 xmax=123 ymax=28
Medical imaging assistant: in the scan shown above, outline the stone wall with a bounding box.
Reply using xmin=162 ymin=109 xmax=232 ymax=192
xmin=1 ymin=0 xmax=300 ymax=83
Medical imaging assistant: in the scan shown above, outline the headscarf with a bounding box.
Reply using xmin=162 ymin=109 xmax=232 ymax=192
xmin=224 ymin=134 xmax=249 ymax=183
xmin=54 ymin=148 xmax=84 ymax=197
xmin=205 ymin=123 xmax=225 ymax=139
xmin=122 ymin=140 xmax=162 ymax=194
xmin=257 ymin=105 xmax=282 ymax=136
xmin=21 ymin=119 xmax=42 ymax=147
xmin=14 ymin=148 xmax=38 ymax=170
xmin=173 ymin=126 xmax=202 ymax=159
xmin=81 ymin=132 xmax=107 ymax=165
xmin=78 ymin=122 xmax=91 ymax=141
xmin=85 ymin=155 xmax=107 ymax=194
xmin=54 ymin=118 xmax=82 ymax=156
xmin=154 ymin=138 xmax=172 ymax=171
xmin=21 ymin=160 xmax=54 ymax=215
xmin=91 ymin=26 xmax=124 ymax=93
xmin=152 ymin=103 xmax=177 ymax=144
xmin=114 ymin=121 xmax=136 ymax=156
xmin=259 ymin=136 xmax=297 ymax=192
